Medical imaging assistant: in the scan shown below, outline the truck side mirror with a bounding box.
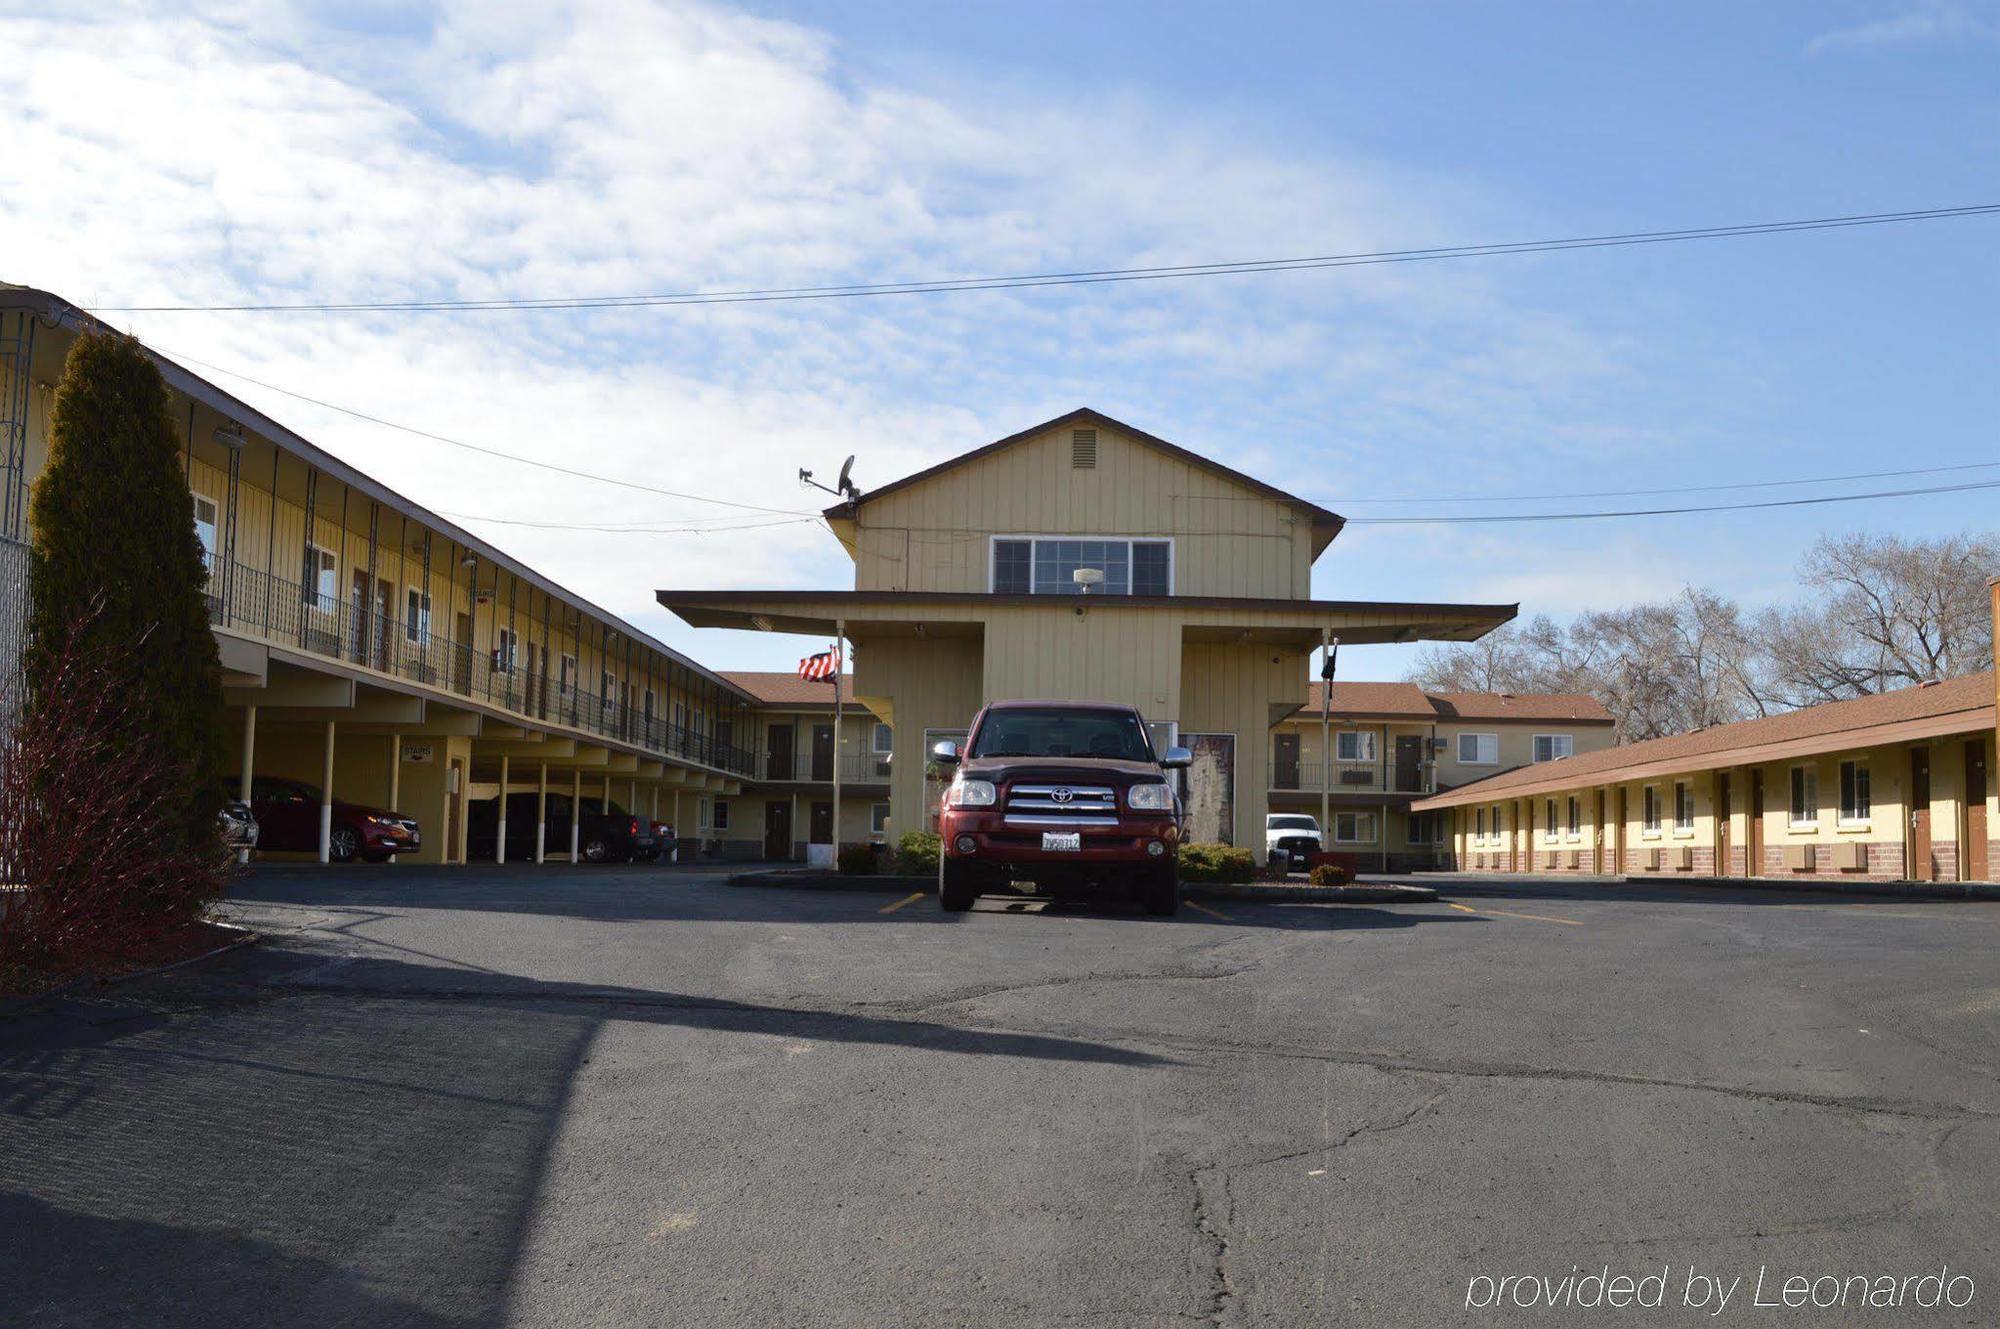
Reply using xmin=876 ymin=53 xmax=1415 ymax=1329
xmin=930 ymin=740 xmax=960 ymax=765
xmin=1160 ymin=745 xmax=1192 ymax=769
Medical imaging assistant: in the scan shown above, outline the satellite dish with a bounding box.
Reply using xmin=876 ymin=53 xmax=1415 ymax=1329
xmin=836 ymin=455 xmax=857 ymax=498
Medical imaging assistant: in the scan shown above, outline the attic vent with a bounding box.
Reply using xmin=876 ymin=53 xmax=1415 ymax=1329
xmin=1071 ymin=428 xmax=1098 ymax=469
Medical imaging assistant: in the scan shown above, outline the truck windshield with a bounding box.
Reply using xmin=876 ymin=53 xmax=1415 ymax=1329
xmin=969 ymin=708 xmax=1155 ymax=762
xmin=1268 ymin=816 xmax=1318 ymax=831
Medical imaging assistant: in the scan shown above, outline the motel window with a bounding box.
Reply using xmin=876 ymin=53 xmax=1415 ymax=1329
xmin=872 ymin=722 xmax=893 ymax=754
xmin=1674 ymin=780 xmax=1694 ymax=832
xmin=601 ymin=670 xmax=616 ymax=709
xmin=559 ymin=653 xmax=576 ymax=695
xmin=1532 ymin=734 xmax=1574 ymax=764
xmin=1475 ymin=807 xmax=1486 ymax=839
xmin=991 ymin=536 xmax=1173 ymax=596
xmin=1335 ymin=730 xmax=1378 ymax=763
xmin=1408 ymin=812 xmax=1439 ymax=845
xmin=1839 ymin=761 xmax=1870 ymax=824
xmin=1458 ymin=732 xmax=1499 ymax=765
xmin=192 ymin=495 xmax=219 ymax=571
xmin=1544 ymin=798 xmax=1558 ymax=837
xmin=404 ymin=588 xmax=431 ymax=645
xmin=1333 ymin=811 xmax=1377 ymax=844
xmin=644 ymin=689 xmax=656 ymax=725
xmin=1566 ymin=795 xmax=1580 ymax=838
xmin=712 ymin=800 xmax=730 ymax=832
xmin=1642 ymin=785 xmax=1662 ymax=834
xmin=301 ymin=544 xmax=336 ymax=611
xmin=871 ymin=802 xmax=891 ymax=835
xmin=1490 ymin=805 xmax=1502 ymax=841
xmin=494 ymin=628 xmax=517 ymax=674
xmin=1790 ymin=766 xmax=1817 ymax=828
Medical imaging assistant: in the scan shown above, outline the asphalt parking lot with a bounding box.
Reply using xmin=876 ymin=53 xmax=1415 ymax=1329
xmin=4 ymin=865 xmax=1998 ymax=1327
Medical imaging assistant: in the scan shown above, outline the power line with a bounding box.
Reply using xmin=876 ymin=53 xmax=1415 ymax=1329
xmin=1342 ymin=477 xmax=2000 ymax=525
xmin=443 ymin=510 xmax=821 ymax=536
xmin=94 ymin=203 xmax=2000 ymax=314
xmin=1317 ymin=457 xmax=2000 ymax=505
xmin=156 ymin=344 xmax=819 ymax=517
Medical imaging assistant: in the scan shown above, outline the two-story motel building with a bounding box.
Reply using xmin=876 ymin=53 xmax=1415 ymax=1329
xmin=660 ymin=408 xmax=1518 ymax=858
xmin=2 ymin=284 xmax=765 ymax=863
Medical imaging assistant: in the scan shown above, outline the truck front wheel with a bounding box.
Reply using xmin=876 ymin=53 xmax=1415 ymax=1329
xmin=939 ymin=858 xmax=978 ymax=911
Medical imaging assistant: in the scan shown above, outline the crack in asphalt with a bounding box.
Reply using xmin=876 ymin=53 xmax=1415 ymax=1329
xmin=1188 ymin=1162 xmax=1235 ymax=1328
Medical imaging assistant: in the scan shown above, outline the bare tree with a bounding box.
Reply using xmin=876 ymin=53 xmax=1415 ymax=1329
xmin=1403 ymin=530 xmax=1999 ymax=741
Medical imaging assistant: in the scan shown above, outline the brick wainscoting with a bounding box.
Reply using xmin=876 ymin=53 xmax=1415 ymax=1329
xmin=1758 ymin=842 xmax=1906 ymax=881
xmin=1932 ymin=840 xmax=1959 ymax=883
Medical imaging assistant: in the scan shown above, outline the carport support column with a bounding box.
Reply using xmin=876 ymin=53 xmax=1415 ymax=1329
xmin=535 ymin=763 xmax=548 ymax=864
xmin=318 ymin=720 xmax=336 ymax=864
xmin=496 ymin=753 xmax=509 ymax=864
xmin=831 ymin=616 xmax=845 ymax=854
xmin=386 ymin=733 xmax=401 ymax=867
xmin=570 ymin=767 xmax=582 ymax=862
xmin=237 ymin=705 xmax=257 ymax=865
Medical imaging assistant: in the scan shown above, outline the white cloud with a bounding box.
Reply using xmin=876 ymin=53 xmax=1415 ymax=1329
xmin=2 ymin=0 xmax=1647 ymax=668
xmin=1807 ymin=3 xmax=2000 ymax=54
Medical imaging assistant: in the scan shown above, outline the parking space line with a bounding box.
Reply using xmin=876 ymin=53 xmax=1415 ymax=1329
xmin=1447 ymin=901 xmax=1585 ymax=927
xmin=1185 ymin=899 xmax=1234 ymax=922
xmin=879 ymin=892 xmax=927 ymax=913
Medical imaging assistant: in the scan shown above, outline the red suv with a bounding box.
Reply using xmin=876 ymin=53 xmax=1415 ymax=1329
xmin=933 ymin=701 xmax=1189 ymax=914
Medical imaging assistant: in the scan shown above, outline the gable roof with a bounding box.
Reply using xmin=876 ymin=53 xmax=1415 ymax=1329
xmin=1300 ymin=682 xmax=1614 ymax=724
xmin=720 ymin=670 xmax=857 ymax=707
xmin=821 ymin=407 xmax=1344 ymax=536
xmin=1414 ymin=671 xmax=1996 ymax=809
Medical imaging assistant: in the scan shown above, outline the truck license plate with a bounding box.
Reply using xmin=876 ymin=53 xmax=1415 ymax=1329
xmin=1041 ymin=831 xmax=1082 ymax=853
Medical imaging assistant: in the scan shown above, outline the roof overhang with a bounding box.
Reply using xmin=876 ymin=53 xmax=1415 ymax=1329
xmin=657 ymin=589 xmax=1515 ymax=647
xmin=1412 ymin=704 xmax=1997 ymax=811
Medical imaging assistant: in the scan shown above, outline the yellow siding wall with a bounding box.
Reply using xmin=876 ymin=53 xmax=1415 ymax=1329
xmin=847 ymin=423 xmax=1314 ymax=598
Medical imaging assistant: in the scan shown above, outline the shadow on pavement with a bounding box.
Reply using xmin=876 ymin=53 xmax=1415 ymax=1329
xmin=1390 ymin=873 xmax=1995 ymax=908
xmin=0 ymin=938 xmax=1169 ymax=1329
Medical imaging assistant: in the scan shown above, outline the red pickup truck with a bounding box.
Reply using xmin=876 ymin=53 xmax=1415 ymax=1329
xmin=932 ymin=700 xmax=1190 ymax=914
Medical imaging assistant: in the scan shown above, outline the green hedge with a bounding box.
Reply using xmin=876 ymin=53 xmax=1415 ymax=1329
xmin=895 ymin=830 xmax=941 ymax=876
xmin=1175 ymin=842 xmax=1256 ymax=883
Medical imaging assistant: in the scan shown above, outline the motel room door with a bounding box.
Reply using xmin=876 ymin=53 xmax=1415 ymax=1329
xmin=766 ymin=723 xmax=795 ymax=780
xmin=811 ymin=725 xmax=835 ymax=782
xmin=1748 ymin=770 xmax=1765 ymax=876
xmin=1393 ymin=735 xmax=1424 ymax=793
xmin=1272 ymin=733 xmax=1299 ymax=790
xmin=1909 ymin=748 xmax=1934 ymax=881
xmin=764 ymin=801 xmax=791 ymax=860
xmin=1966 ymin=741 xmax=1989 ymax=882
xmin=809 ymin=800 xmax=833 ymax=845
xmin=1715 ymin=772 xmax=1732 ymax=877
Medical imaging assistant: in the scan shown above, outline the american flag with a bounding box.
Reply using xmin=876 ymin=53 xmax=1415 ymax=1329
xmin=798 ymin=645 xmax=840 ymax=681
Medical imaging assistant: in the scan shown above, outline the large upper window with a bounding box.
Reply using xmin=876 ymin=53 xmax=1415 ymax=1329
xmin=968 ymin=706 xmax=1154 ymax=761
xmin=1457 ymin=732 xmax=1499 ymax=765
xmin=1532 ymin=734 xmax=1574 ymax=763
xmin=991 ymin=537 xmax=1172 ymax=596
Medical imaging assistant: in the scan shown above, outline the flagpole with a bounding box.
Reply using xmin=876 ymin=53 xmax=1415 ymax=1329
xmin=831 ymin=618 xmax=845 ymax=858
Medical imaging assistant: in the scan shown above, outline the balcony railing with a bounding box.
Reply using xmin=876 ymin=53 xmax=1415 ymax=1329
xmin=758 ymin=750 xmax=892 ymax=784
xmin=210 ymin=560 xmax=757 ymax=777
xmin=1271 ymin=758 xmax=1433 ymax=795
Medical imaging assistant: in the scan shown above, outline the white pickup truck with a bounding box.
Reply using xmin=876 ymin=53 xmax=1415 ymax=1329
xmin=1265 ymin=813 xmax=1324 ymax=868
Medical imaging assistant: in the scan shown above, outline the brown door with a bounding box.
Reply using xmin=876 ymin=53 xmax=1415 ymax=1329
xmin=764 ymin=801 xmax=791 ymax=860
xmin=453 ymin=612 xmax=473 ymax=693
xmin=767 ymin=724 xmax=795 ymax=780
xmin=811 ymin=725 xmax=834 ymax=782
xmin=1909 ymin=748 xmax=1933 ymax=881
xmin=809 ymin=800 xmax=833 ymax=844
xmin=1594 ymin=790 xmax=1607 ymax=873
xmin=1273 ymin=733 xmax=1300 ymax=789
xmin=1965 ymin=741 xmax=1989 ymax=883
xmin=445 ymin=758 xmax=465 ymax=863
xmin=1748 ymin=770 xmax=1765 ymax=876
xmin=1394 ymin=735 xmax=1423 ymax=792
xmin=1715 ymin=772 xmax=1732 ymax=877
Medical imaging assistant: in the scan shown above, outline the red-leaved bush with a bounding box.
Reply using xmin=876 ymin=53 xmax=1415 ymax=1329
xmin=0 ymin=615 xmax=229 ymax=975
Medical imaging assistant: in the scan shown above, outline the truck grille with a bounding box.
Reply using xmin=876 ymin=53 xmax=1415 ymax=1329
xmin=1002 ymin=783 xmax=1120 ymax=827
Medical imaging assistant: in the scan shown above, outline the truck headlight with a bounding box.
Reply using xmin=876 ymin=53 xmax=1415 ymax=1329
xmin=1126 ymin=782 xmax=1173 ymax=811
xmin=948 ymin=779 xmax=997 ymax=808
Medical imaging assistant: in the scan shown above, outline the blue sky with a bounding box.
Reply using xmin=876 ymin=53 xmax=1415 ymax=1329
xmin=4 ymin=1 xmax=1996 ymax=678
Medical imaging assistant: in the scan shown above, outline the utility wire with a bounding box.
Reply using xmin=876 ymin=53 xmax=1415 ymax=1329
xmin=92 ymin=203 xmax=2000 ymax=313
xmin=443 ymin=511 xmax=820 ymax=535
xmin=1342 ymin=477 xmax=2000 ymax=525
xmin=1315 ymin=457 xmax=2000 ymax=504
xmin=154 ymin=344 xmax=819 ymax=517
